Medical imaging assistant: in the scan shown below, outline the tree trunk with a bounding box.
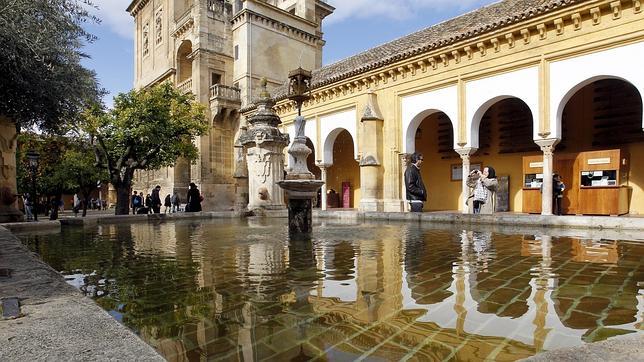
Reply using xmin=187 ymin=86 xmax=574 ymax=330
xmin=82 ymin=191 xmax=91 ymax=217
xmin=115 ymin=185 xmax=131 ymax=215
xmin=111 ymin=168 xmax=134 ymax=215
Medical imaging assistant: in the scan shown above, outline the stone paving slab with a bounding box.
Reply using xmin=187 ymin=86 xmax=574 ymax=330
xmin=0 ymin=226 xmax=163 ymax=361
xmin=522 ymin=334 xmax=644 ymax=362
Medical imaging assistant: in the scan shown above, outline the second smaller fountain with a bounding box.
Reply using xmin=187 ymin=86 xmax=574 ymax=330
xmin=277 ymin=68 xmax=324 ymax=235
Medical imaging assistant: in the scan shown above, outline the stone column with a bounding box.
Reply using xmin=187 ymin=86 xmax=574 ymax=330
xmin=400 ymin=153 xmax=410 ymax=212
xmin=319 ymin=165 xmax=328 ymax=211
xmin=0 ymin=117 xmax=23 ymax=222
xmin=535 ymin=139 xmax=558 ymax=216
xmin=358 ymin=91 xmax=384 ymax=212
xmin=456 ymin=147 xmax=477 ymax=214
xmin=233 ymin=132 xmax=249 ymax=213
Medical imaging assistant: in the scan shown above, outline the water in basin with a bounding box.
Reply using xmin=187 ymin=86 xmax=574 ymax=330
xmin=20 ymin=219 xmax=644 ymax=361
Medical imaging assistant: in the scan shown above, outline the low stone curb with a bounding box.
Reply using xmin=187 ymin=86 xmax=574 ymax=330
xmin=0 ymin=226 xmax=164 ymax=361
xmin=316 ymin=210 xmax=644 ymax=231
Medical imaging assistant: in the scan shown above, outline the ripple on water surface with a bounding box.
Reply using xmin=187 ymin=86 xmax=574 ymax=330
xmin=20 ymin=219 xmax=644 ymax=361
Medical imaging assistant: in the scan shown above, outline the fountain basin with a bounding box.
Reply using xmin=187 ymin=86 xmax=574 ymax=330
xmin=277 ymin=180 xmax=324 ymax=199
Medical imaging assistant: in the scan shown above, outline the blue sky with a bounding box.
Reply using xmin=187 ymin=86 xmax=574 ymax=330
xmin=83 ymin=0 xmax=498 ymax=107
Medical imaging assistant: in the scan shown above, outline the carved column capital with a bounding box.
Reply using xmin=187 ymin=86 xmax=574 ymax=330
xmin=535 ymin=138 xmax=559 ymax=157
xmin=455 ymin=147 xmax=477 ymax=160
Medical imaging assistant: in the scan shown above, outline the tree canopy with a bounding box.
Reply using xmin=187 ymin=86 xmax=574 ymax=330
xmin=17 ymin=132 xmax=109 ymax=218
xmin=0 ymin=0 xmax=103 ymax=132
xmin=85 ymin=82 xmax=208 ymax=214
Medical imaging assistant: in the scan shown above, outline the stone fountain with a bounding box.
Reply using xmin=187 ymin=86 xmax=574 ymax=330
xmin=277 ymin=68 xmax=324 ymax=235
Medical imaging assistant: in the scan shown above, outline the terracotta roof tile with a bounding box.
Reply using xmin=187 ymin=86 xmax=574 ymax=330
xmin=261 ymin=0 xmax=582 ymax=105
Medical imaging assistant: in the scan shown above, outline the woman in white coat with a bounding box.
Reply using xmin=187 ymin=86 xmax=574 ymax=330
xmin=467 ymin=166 xmax=498 ymax=214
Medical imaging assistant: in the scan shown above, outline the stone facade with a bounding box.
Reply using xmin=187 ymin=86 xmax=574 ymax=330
xmin=127 ymin=0 xmax=333 ymax=210
xmin=264 ymin=0 xmax=644 ymax=215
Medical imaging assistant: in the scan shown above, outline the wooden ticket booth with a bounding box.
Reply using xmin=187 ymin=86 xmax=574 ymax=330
xmin=577 ymin=149 xmax=629 ymax=216
xmin=522 ymin=149 xmax=629 ymax=215
xmin=522 ymin=154 xmax=576 ymax=214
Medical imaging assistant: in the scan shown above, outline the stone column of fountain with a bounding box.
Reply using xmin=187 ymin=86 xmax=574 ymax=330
xmin=277 ymin=68 xmax=324 ymax=235
xmin=239 ymin=79 xmax=290 ymax=211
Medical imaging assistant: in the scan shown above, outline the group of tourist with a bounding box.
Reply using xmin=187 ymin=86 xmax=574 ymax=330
xmin=130 ymin=182 xmax=203 ymax=215
xmin=404 ymin=152 xmax=566 ymax=215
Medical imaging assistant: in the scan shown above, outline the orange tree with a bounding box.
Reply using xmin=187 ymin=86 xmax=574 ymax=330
xmin=84 ymin=82 xmax=207 ymax=215
xmin=17 ymin=133 xmax=108 ymax=219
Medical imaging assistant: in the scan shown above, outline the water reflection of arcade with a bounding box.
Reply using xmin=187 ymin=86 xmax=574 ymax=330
xmin=134 ymin=223 xmax=643 ymax=361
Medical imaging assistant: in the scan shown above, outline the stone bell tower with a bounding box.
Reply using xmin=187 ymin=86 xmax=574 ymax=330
xmin=127 ymin=0 xmax=333 ymax=211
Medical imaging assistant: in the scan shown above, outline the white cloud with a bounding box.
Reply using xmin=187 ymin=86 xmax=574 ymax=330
xmin=325 ymin=0 xmax=495 ymax=24
xmin=92 ymin=0 xmax=134 ymax=39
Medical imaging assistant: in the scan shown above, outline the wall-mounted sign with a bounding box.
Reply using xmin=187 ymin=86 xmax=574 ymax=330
xmin=529 ymin=162 xmax=544 ymax=168
xmin=451 ymin=163 xmax=482 ymax=181
xmin=588 ymin=158 xmax=611 ymax=165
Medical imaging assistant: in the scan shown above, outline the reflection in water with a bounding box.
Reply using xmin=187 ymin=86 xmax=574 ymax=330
xmin=20 ymin=220 xmax=644 ymax=361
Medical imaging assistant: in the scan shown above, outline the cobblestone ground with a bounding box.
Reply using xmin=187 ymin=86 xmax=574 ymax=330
xmin=0 ymin=226 xmax=163 ymax=361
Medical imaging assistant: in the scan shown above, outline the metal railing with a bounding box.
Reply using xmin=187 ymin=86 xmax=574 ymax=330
xmin=210 ymin=84 xmax=241 ymax=102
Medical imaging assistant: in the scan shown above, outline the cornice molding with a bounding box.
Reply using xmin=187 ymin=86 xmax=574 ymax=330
xmin=260 ymin=0 xmax=642 ymax=117
xmin=231 ymin=10 xmax=321 ymax=46
xmin=127 ymin=0 xmax=150 ymax=17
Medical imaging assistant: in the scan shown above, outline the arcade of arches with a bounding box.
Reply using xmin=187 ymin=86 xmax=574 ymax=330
xmin=293 ymin=78 xmax=644 ymax=214
xmin=271 ymin=0 xmax=644 ymax=216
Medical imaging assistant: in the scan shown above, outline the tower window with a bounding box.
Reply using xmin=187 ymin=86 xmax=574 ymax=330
xmin=211 ymin=73 xmax=222 ymax=86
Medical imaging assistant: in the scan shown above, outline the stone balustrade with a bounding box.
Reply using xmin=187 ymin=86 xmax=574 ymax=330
xmin=177 ymin=78 xmax=193 ymax=93
xmin=209 ymin=84 xmax=241 ymax=102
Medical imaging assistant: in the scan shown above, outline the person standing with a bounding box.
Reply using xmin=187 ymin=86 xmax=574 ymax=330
xmin=131 ymin=191 xmax=142 ymax=214
xmin=164 ymin=194 xmax=171 ymax=214
xmin=73 ymin=193 xmax=81 ymax=217
xmin=145 ymin=193 xmax=152 ymax=214
xmin=404 ymin=152 xmax=427 ymax=212
xmin=171 ymin=191 xmax=180 ymax=213
xmin=24 ymin=193 xmax=33 ymax=221
xmin=467 ymin=166 xmax=498 ymax=214
xmin=553 ymin=173 xmax=565 ymax=216
xmin=151 ymin=185 xmax=162 ymax=214
xmin=186 ymin=182 xmax=202 ymax=212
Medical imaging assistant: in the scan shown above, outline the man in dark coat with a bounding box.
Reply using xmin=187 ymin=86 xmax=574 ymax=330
xmin=151 ymin=185 xmax=162 ymax=214
xmin=404 ymin=152 xmax=427 ymax=212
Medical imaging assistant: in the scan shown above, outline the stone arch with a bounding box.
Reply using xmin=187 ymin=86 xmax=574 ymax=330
xmin=549 ymin=42 xmax=644 ymax=138
xmin=470 ymin=95 xmax=536 ymax=150
xmin=555 ymin=76 xmax=644 ymax=139
xmin=466 ymin=67 xmax=540 ymax=148
xmin=404 ymin=109 xmax=456 ymax=155
xmin=319 ymin=109 xmax=358 ymax=165
xmin=322 ymin=128 xmax=354 ymax=166
xmin=400 ymin=86 xmax=459 ymax=154
xmin=177 ymin=40 xmax=193 ymax=82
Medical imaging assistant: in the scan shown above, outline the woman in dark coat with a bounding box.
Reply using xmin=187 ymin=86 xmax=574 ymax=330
xmin=186 ymin=182 xmax=202 ymax=212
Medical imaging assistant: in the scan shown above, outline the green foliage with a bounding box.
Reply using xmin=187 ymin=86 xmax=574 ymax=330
xmin=89 ymin=82 xmax=208 ymax=183
xmin=16 ymin=133 xmax=69 ymax=196
xmin=16 ymin=132 xmax=108 ymax=196
xmin=0 ymin=0 xmax=103 ymax=132
xmin=60 ymin=144 xmax=110 ymax=194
